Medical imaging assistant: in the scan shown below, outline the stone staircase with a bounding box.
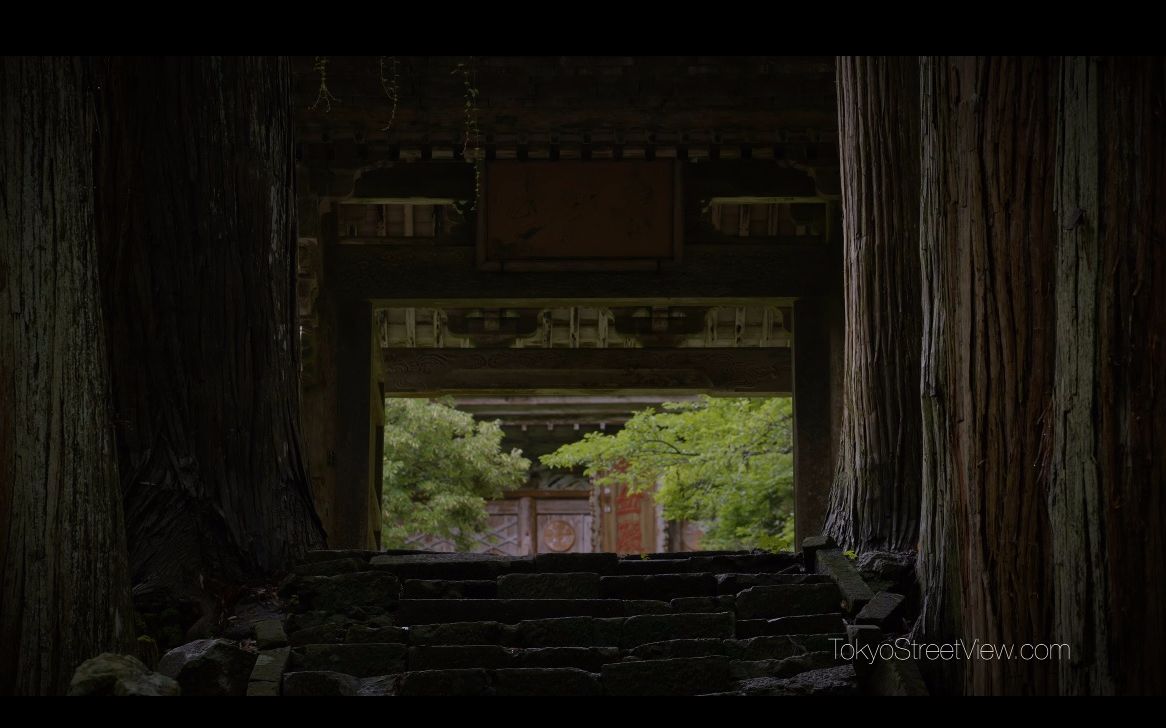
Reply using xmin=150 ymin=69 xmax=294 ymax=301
xmin=248 ymin=549 xmax=869 ymax=696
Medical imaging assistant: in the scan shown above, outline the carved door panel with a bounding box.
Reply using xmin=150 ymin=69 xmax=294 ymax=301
xmin=534 ymin=498 xmax=593 ymax=554
xmin=404 ymin=499 xmax=521 ymax=555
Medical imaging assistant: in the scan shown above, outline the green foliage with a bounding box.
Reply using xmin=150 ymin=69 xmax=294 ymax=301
xmin=541 ymin=396 xmax=795 ymax=551
xmin=381 ymin=398 xmax=530 ymax=550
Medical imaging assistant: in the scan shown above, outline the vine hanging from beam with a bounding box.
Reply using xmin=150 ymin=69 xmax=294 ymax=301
xmin=454 ymin=56 xmax=482 ymax=209
xmin=378 ymin=56 xmax=400 ymax=134
xmin=308 ymin=56 xmax=339 ymax=112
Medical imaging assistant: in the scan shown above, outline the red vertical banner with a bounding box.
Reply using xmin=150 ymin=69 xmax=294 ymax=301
xmin=615 ymin=485 xmax=646 ymax=554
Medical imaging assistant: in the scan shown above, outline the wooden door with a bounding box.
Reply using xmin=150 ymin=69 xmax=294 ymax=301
xmin=533 ymin=497 xmax=593 ymax=554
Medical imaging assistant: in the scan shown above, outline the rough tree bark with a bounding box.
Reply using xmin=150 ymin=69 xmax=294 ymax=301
xmin=94 ymin=56 xmax=325 ymax=630
xmin=916 ymin=56 xmax=1058 ymax=695
xmin=1 ymin=57 xmax=136 ymax=695
xmin=1051 ymin=56 xmax=1166 ymax=695
xmin=824 ymin=57 xmax=922 ymax=553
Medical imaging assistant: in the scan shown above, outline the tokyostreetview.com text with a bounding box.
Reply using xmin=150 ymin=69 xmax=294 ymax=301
xmin=833 ymin=638 xmax=1071 ymax=665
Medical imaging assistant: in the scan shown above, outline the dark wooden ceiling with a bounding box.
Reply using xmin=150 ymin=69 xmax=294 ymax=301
xmin=292 ymin=56 xmax=837 ymax=147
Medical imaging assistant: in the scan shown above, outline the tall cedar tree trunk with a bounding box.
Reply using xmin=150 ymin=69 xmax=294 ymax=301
xmin=916 ymin=57 xmax=1058 ymax=695
xmin=824 ymin=57 xmax=923 ymax=553
xmin=1051 ymin=56 xmax=1166 ymax=695
xmin=94 ymin=57 xmax=324 ymax=625
xmin=1 ymin=57 xmax=136 ymax=695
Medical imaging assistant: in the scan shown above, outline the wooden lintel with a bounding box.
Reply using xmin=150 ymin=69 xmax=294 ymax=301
xmin=333 ymin=243 xmax=833 ymax=303
xmin=380 ymin=348 xmax=791 ymax=396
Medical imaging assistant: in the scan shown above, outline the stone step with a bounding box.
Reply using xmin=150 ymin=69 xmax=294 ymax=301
xmin=408 ymin=645 xmax=620 ymax=672
xmin=735 ymin=582 xmax=846 ymax=620
xmin=764 ymin=613 xmax=847 ymax=636
xmin=404 ymin=613 xmax=739 ymax=650
xmin=715 ymin=572 xmax=832 ymax=594
xmin=288 ymin=623 xmax=407 ymax=647
xmin=384 ymin=571 xmax=810 ymax=602
xmin=289 ymin=643 xmax=408 ymax=677
xmin=619 ymin=613 xmax=735 ymax=648
xmin=736 ymin=616 xmax=849 ymax=639
xmin=492 ymin=668 xmax=602 ymax=696
xmin=621 ymin=550 xmax=755 ymax=560
xmin=402 ymin=579 xmax=498 ymax=599
xmin=393 ymin=598 xmax=677 ymax=625
xmin=671 ymin=595 xmax=736 ymax=613
xmin=289 ymin=642 xmax=617 ymax=678
xmin=497 ymin=572 xmax=601 ymax=599
xmin=729 ymin=651 xmax=846 ymax=680
xmin=350 ymin=668 xmax=604 ymax=696
xmin=280 ymin=572 xmax=401 ymax=613
xmin=601 ymin=656 xmax=734 ymax=696
xmin=599 ymin=573 xmax=717 ymax=599
xmin=736 ymin=664 xmax=860 ymax=696
xmin=393 ymin=599 xmax=622 ymax=625
xmin=627 ymin=634 xmax=845 ymax=662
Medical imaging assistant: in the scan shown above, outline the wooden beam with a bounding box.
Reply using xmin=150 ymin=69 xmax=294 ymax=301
xmin=333 ymin=299 xmax=375 ymax=549
xmin=792 ymin=297 xmax=834 ymax=551
xmin=380 ymin=348 xmax=791 ymax=396
xmin=333 ymin=243 xmax=834 ymax=303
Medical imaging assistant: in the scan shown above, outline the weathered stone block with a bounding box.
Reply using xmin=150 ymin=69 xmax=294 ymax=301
xmin=601 ymin=656 xmax=733 ymax=696
xmin=284 ymin=572 xmax=401 ymax=613
xmin=394 ymin=599 xmax=624 ymax=625
xmin=600 ymin=573 xmax=717 ymax=600
xmin=408 ymin=621 xmax=506 ymax=646
xmin=302 ymin=549 xmax=379 ymax=564
xmin=627 ymin=639 xmax=729 ymax=660
xmin=724 ymin=636 xmax=810 ymax=662
xmin=512 ymin=646 xmax=620 ymax=672
xmin=621 ymin=599 xmax=673 ymax=615
xmin=735 ymin=583 xmax=845 ymax=620
xmin=497 ymin=572 xmax=600 ymax=599
xmin=408 ymin=645 xmax=513 ymax=670
xmin=492 ymin=668 xmax=601 ymax=696
xmin=253 ymin=619 xmax=288 ymax=649
xmin=614 ymin=558 xmax=692 ymax=575
xmin=249 ymin=647 xmax=290 ymax=683
xmin=282 ymin=670 xmax=358 ymax=696
xmin=800 ymin=535 xmax=836 ymax=572
xmin=246 ymin=680 xmax=279 ymax=696
xmin=287 ymin=623 xmax=348 ymax=646
xmin=292 ymin=643 xmax=407 ymax=677
xmin=292 ymin=558 xmax=365 ymax=577
xmin=815 ymin=549 xmax=874 ymax=614
xmin=396 ymin=669 xmax=492 ymax=696
xmin=512 ymin=617 xmax=599 ymax=648
xmin=671 ymin=596 xmax=736 ymax=613
xmin=68 ymin=653 xmax=180 ymax=696
xmin=729 ymin=650 xmax=842 ymax=679
xmin=738 ymin=664 xmax=858 ymax=696
xmin=620 ymin=613 xmax=734 ymax=648
xmin=157 ymin=639 xmax=257 ymax=696
xmin=854 ymin=591 xmax=906 ymax=629
xmin=765 ymin=613 xmax=847 ymax=635
xmin=371 ymin=553 xmax=528 ymax=581
xmin=403 ymin=579 xmax=498 ymax=599
xmin=532 ymin=553 xmax=619 ymax=574
xmin=345 ymin=625 xmax=408 ymax=644
xmin=356 ymin=675 xmax=400 ymax=696
xmin=715 ymin=572 xmax=831 ymax=595
xmin=689 ymin=553 xmax=799 ymax=575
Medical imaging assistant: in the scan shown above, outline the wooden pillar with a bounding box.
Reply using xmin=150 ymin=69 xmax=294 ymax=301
xmin=334 ymin=298 xmax=375 ymax=549
xmin=793 ymin=296 xmax=834 ymax=550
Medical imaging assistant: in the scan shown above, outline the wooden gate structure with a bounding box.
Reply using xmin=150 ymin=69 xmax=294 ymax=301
xmin=293 ymin=57 xmax=844 ymax=552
